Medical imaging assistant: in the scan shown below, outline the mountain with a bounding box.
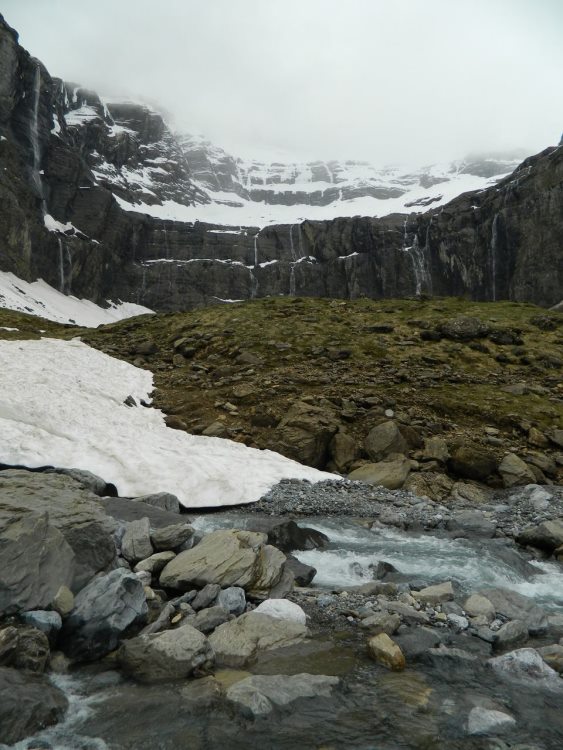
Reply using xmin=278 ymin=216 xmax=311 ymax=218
xmin=0 ymin=13 xmax=561 ymax=314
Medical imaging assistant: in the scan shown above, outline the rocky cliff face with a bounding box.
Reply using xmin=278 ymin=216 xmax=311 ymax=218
xmin=0 ymin=13 xmax=560 ymax=311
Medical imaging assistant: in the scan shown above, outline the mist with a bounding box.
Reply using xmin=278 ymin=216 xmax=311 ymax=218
xmin=3 ymin=0 xmax=562 ymax=165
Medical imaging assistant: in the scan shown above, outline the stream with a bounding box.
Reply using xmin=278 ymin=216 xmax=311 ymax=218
xmin=6 ymin=514 xmax=563 ymax=750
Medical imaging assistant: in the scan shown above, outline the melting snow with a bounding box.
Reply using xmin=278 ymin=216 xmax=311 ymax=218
xmin=0 ymin=271 xmax=153 ymax=327
xmin=0 ymin=338 xmax=334 ymax=507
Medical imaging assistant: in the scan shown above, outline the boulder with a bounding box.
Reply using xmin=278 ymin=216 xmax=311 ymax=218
xmin=348 ymin=455 xmax=411 ymax=489
xmin=52 ymin=585 xmax=74 ymax=617
xmin=121 ymin=517 xmax=153 ymax=563
xmin=217 ymin=586 xmax=246 ymax=616
xmin=414 ymin=581 xmax=454 ymax=605
xmin=446 ymin=510 xmax=496 ymax=538
xmin=133 ymin=492 xmax=181 ymax=513
xmin=493 ymin=620 xmax=529 ymax=651
xmin=467 ymin=707 xmax=516 ymax=736
xmin=0 ymin=510 xmax=75 ymax=614
xmin=463 ymin=594 xmax=495 ymax=621
xmin=285 ymin=555 xmax=317 ymax=586
xmin=151 ymin=522 xmax=194 ymax=551
xmin=364 ymin=421 xmax=408 ymax=462
xmin=439 ymin=316 xmax=490 ymax=340
xmin=421 ymin=436 xmax=449 ymax=463
xmin=498 ymin=453 xmax=536 ymax=488
xmin=0 ymin=666 xmax=68 ymax=744
xmin=118 ymin=623 xmax=214 ymax=682
xmin=537 ymin=644 xmax=563 ymax=674
xmin=62 ymin=569 xmax=148 ymax=661
xmin=134 ymin=551 xmax=176 ymax=575
xmin=245 ymin=518 xmax=328 ymax=553
xmin=208 ymin=612 xmax=308 ymax=667
xmin=367 ymin=633 xmax=406 ymax=671
xmin=0 ymin=625 xmax=50 ymax=672
xmin=488 ymin=648 xmax=563 ymax=688
xmin=448 ymin=445 xmax=496 ymax=482
xmin=226 ymin=673 xmax=339 ymax=717
xmin=253 ymin=599 xmax=307 ymax=625
xmin=159 ymin=529 xmax=287 ymax=598
xmin=0 ymin=470 xmax=116 ymax=592
xmin=186 ymin=605 xmax=231 ymax=634
xmin=45 ymin=467 xmax=117 ymax=497
xmin=98 ymin=496 xmax=185 ymax=527
xmin=273 ymin=401 xmax=340 ymax=468
xmin=20 ymin=610 xmax=62 ymax=644
xmin=360 ymin=612 xmax=401 ymax=635
xmin=403 ymin=472 xmax=453 ymax=501
xmin=329 ymin=431 xmax=360 ymax=472
xmin=517 ymin=518 xmax=563 ymax=554
xmin=480 ymin=588 xmax=547 ymax=635
xmin=394 ymin=627 xmax=443 ymax=660
xmin=192 ymin=583 xmax=221 ymax=611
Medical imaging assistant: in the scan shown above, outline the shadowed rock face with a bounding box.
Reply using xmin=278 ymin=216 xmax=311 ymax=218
xmin=0 ymin=13 xmax=561 ymax=311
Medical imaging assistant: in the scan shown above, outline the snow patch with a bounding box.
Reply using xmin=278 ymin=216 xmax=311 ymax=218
xmin=0 ymin=338 xmax=334 ymax=507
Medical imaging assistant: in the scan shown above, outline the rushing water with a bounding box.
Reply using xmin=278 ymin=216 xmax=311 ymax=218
xmin=7 ymin=514 xmax=563 ymax=750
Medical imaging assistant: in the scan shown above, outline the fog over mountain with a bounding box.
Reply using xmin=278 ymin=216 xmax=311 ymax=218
xmin=3 ymin=0 xmax=562 ymax=165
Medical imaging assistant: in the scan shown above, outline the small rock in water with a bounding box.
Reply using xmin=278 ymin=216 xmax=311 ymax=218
xmin=467 ymin=706 xmax=516 ymax=735
xmin=367 ymin=632 xmax=406 ymax=671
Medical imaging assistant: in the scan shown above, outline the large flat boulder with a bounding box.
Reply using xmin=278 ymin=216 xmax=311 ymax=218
xmin=479 ymin=588 xmax=548 ymax=635
xmin=62 ymin=568 xmax=147 ymax=661
xmin=0 ymin=469 xmax=116 ymax=591
xmin=159 ymin=529 xmax=287 ymax=598
xmin=517 ymin=518 xmax=563 ymax=554
xmin=0 ymin=666 xmax=68 ymax=745
xmin=226 ymin=673 xmax=339 ymax=716
xmin=0 ymin=509 xmax=74 ymax=614
xmin=208 ymin=612 xmax=308 ymax=667
xmin=118 ymin=623 xmax=214 ymax=682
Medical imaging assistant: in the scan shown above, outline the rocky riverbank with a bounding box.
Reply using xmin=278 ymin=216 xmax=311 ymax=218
xmin=1 ymin=465 xmax=563 ymax=748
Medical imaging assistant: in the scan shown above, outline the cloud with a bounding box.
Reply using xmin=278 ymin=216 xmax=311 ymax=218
xmin=4 ymin=0 xmax=562 ymax=164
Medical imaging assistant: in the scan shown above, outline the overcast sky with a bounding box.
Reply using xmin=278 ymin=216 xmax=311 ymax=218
xmin=3 ymin=0 xmax=562 ymax=164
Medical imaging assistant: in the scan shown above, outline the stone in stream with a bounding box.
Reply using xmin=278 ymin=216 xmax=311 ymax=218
xmin=208 ymin=612 xmax=308 ymax=668
xmin=244 ymin=518 xmax=328 ymax=553
xmin=479 ymin=588 xmax=548 ymax=635
xmin=0 ymin=625 xmax=50 ymax=673
xmin=414 ymin=581 xmax=454 ymax=605
xmin=226 ymin=673 xmax=340 ymax=717
xmin=62 ymin=569 xmax=148 ymax=661
xmin=284 ymin=555 xmax=317 ymax=586
xmin=467 ymin=706 xmax=516 ymax=735
xmin=217 ymin=586 xmax=246 ymax=616
xmin=159 ymin=529 xmax=287 ymax=598
xmin=0 ymin=666 xmax=68 ymax=745
xmin=360 ymin=612 xmax=401 ymax=635
xmin=463 ymin=593 xmax=495 ymax=621
xmin=445 ymin=510 xmax=497 ymax=538
xmin=394 ymin=627 xmax=444 ymax=660
xmin=488 ymin=648 xmax=563 ymax=688
xmin=121 ymin=517 xmax=153 ymax=563
xmin=118 ymin=623 xmax=214 ymax=682
xmin=367 ymin=633 xmax=406 ymax=671
xmin=537 ymin=644 xmax=563 ymax=674
xmin=253 ymin=599 xmax=307 ymax=625
xmin=517 ymin=518 xmax=563 ymax=555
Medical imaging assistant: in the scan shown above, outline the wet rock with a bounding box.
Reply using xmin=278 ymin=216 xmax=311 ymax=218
xmin=348 ymin=454 xmax=411 ymax=489
xmin=414 ymin=581 xmax=454 ymax=605
xmin=150 ymin=523 xmax=195 ymax=551
xmin=493 ymin=620 xmax=529 ymax=651
xmin=62 ymin=569 xmax=148 ymax=661
xmin=253 ymin=599 xmax=307 ymax=625
xmin=517 ymin=518 xmax=563 ymax=555
xmin=121 ymin=518 xmax=153 ymax=563
xmin=208 ymin=612 xmax=308 ymax=667
xmin=480 ymin=589 xmax=547 ymax=636
xmin=467 ymin=706 xmax=516 ymax=735
xmin=245 ymin=518 xmax=328 ymax=553
xmin=364 ymin=421 xmax=408 ymax=462
xmin=488 ymin=648 xmax=563 ymax=688
xmin=217 ymin=586 xmax=246 ymax=616
xmin=498 ymin=453 xmax=536 ymax=488
xmin=0 ymin=625 xmax=50 ymax=673
xmin=360 ymin=612 xmax=401 ymax=635
xmin=448 ymin=445 xmax=497 ymax=482
xmin=0 ymin=666 xmax=68 ymax=745
xmin=226 ymin=673 xmax=339 ymax=717
xmin=118 ymin=623 xmax=214 ymax=682
xmin=20 ymin=611 xmax=62 ymax=645
xmin=367 ymin=633 xmax=405 ymax=671
xmin=160 ymin=529 xmax=287 ymax=598
xmin=423 ymin=645 xmax=479 ymax=671
xmin=393 ymin=626 xmax=443 ymax=659
xmin=285 ymin=555 xmax=317 ymax=586
xmin=446 ymin=510 xmax=496 ymax=538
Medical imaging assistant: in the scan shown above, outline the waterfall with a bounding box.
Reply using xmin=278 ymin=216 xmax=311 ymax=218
xmin=30 ymin=64 xmax=45 ymax=207
xmin=298 ymin=224 xmax=304 ymax=257
xmin=65 ymin=245 xmax=72 ymax=294
xmin=163 ymin=228 xmax=169 ymax=260
xmin=289 ymin=225 xmax=297 ymax=261
xmin=253 ymin=232 xmax=259 ymax=267
xmin=137 ymin=265 xmax=147 ymax=304
xmin=249 ymin=268 xmax=259 ymax=299
xmin=402 ymin=218 xmax=431 ymax=296
xmin=490 ymin=214 xmax=499 ymax=301
xmin=289 ymin=264 xmax=296 ymax=296
xmin=57 ymin=238 xmax=65 ymax=292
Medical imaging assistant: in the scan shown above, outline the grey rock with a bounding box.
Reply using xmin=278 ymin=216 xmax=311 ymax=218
xmin=45 ymin=467 xmax=117 ymax=497
xmin=464 ymin=593 xmax=495 ymax=621
xmin=121 ymin=518 xmax=153 ymax=563
xmin=216 ymin=586 xmax=246 ymax=616
xmin=52 ymin=585 xmax=74 ymax=617
xmin=0 ymin=666 xmax=68 ymax=745
xmin=517 ymin=518 xmax=563 ymax=554
xmin=364 ymin=421 xmax=408 ymax=462
xmin=348 ymin=455 xmax=411 ymax=490
xmin=467 ymin=707 xmax=516 ymax=736
xmin=0 ymin=625 xmax=50 ymax=673
xmin=20 ymin=610 xmax=62 ymax=644
xmin=118 ymin=623 xmax=214 ymax=682
xmin=186 ymin=605 xmax=231 ymax=634
xmin=537 ymin=644 xmax=563 ymax=674
xmin=488 ymin=647 xmax=563 ymax=688
xmin=480 ymin=588 xmax=548 ymax=635
xmin=150 ymin=523 xmax=195 ymax=551
xmin=191 ymin=583 xmax=221 ymax=611
xmin=360 ymin=612 xmax=401 ymax=635
xmin=493 ymin=620 xmax=529 ymax=651
xmin=446 ymin=510 xmax=497 ymax=538
xmin=62 ymin=569 xmax=148 ymax=661
xmin=134 ymin=551 xmax=176 ymax=575
xmin=98 ymin=496 xmax=186 ymax=528
xmin=498 ymin=453 xmax=536 ymax=488
xmin=208 ymin=612 xmax=308 ymax=667
xmin=226 ymin=673 xmax=339 ymax=717
xmin=415 ymin=581 xmax=454 ymax=604
xmin=133 ymin=492 xmax=181 ymax=513
xmin=393 ymin=627 xmax=443 ymax=659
